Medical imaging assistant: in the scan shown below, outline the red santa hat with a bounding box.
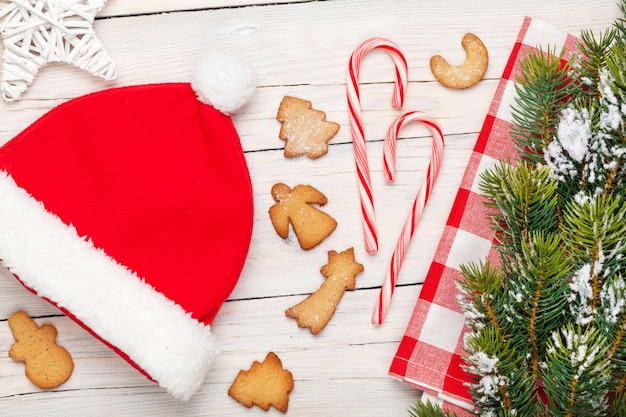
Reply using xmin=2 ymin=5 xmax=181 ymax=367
xmin=0 ymin=49 xmax=256 ymax=400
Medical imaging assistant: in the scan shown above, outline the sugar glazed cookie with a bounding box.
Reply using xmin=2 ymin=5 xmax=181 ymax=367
xmin=276 ymin=96 xmax=340 ymax=159
xmin=286 ymin=247 xmax=364 ymax=335
xmin=228 ymin=352 xmax=294 ymax=413
xmin=8 ymin=310 xmax=74 ymax=389
xmin=430 ymin=33 xmax=488 ymax=89
xmin=269 ymin=183 xmax=337 ymax=250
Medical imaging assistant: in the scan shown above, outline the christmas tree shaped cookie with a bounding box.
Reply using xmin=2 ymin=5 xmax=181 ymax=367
xmin=276 ymin=96 xmax=340 ymax=159
xmin=228 ymin=352 xmax=294 ymax=413
xmin=286 ymin=247 xmax=364 ymax=334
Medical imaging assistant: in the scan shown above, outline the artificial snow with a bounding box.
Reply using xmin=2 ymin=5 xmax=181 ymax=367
xmin=557 ymin=106 xmax=591 ymax=163
xmin=569 ymin=264 xmax=595 ymax=325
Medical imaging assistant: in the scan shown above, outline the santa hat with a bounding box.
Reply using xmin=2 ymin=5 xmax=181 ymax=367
xmin=0 ymin=49 xmax=256 ymax=400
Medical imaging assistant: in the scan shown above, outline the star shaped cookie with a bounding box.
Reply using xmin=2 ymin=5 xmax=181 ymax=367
xmin=0 ymin=0 xmax=118 ymax=101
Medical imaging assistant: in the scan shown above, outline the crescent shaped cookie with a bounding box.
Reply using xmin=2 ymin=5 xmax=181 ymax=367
xmin=430 ymin=33 xmax=488 ymax=89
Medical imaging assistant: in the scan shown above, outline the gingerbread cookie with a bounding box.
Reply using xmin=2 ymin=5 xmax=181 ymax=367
xmin=228 ymin=352 xmax=294 ymax=413
xmin=269 ymin=183 xmax=337 ymax=250
xmin=430 ymin=33 xmax=488 ymax=89
xmin=286 ymin=247 xmax=364 ymax=335
xmin=276 ymin=96 xmax=340 ymax=159
xmin=8 ymin=310 xmax=74 ymax=389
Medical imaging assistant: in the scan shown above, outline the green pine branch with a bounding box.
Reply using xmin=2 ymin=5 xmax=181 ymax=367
xmin=479 ymin=162 xmax=560 ymax=259
xmin=408 ymin=401 xmax=458 ymax=417
xmin=511 ymin=46 xmax=577 ymax=167
xmin=543 ymin=325 xmax=612 ymax=416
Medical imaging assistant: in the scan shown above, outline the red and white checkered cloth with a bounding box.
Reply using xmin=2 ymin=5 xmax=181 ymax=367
xmin=389 ymin=17 xmax=582 ymax=415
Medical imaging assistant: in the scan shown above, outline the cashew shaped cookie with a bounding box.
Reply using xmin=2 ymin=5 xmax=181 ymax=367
xmin=430 ymin=33 xmax=488 ymax=89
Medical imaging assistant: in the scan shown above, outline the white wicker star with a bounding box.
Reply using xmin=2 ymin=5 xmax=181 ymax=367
xmin=0 ymin=0 xmax=117 ymax=101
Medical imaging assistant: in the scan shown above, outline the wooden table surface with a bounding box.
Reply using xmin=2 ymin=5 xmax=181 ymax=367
xmin=0 ymin=1 xmax=620 ymax=416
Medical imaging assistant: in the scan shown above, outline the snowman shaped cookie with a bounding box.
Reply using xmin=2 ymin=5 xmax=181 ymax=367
xmin=8 ymin=311 xmax=74 ymax=389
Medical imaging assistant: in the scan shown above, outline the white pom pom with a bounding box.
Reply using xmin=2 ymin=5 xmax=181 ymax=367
xmin=191 ymin=49 xmax=256 ymax=115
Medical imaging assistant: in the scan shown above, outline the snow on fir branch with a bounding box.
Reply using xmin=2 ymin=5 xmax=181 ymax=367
xmin=410 ymin=2 xmax=626 ymax=416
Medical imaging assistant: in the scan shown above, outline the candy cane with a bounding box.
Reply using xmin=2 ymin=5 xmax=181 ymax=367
xmin=373 ymin=111 xmax=445 ymax=325
xmin=347 ymin=38 xmax=408 ymax=253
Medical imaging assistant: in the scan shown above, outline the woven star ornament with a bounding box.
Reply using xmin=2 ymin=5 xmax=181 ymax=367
xmin=0 ymin=0 xmax=117 ymax=101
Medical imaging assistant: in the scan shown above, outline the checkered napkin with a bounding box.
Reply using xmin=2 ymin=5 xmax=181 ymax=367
xmin=389 ymin=17 xmax=582 ymax=415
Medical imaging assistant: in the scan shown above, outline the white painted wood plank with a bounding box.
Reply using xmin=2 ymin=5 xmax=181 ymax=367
xmin=0 ymin=79 xmax=497 ymax=152
xmin=1 ymin=0 xmax=617 ymax=100
xmin=100 ymin=0 xmax=303 ymax=17
xmin=0 ymin=287 xmax=421 ymax=416
xmin=97 ymin=0 xmax=619 ymax=28
xmin=0 ymin=0 xmax=616 ymax=145
xmin=234 ymin=131 xmax=477 ymax=300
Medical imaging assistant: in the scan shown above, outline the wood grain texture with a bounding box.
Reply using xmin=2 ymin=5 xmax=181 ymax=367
xmin=0 ymin=1 xmax=620 ymax=415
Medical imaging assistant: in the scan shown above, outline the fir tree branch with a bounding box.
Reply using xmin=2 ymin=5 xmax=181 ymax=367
xmin=596 ymin=275 xmax=626 ymax=396
xmin=543 ymin=325 xmax=611 ymax=416
xmin=608 ymin=312 xmax=626 ymax=395
xmin=511 ymin=47 xmax=578 ymax=166
xmin=577 ymin=28 xmax=617 ymax=99
xmin=479 ymin=162 xmax=559 ymax=259
xmin=561 ymin=195 xmax=626 ymax=322
xmin=458 ymin=261 xmax=506 ymax=337
xmin=505 ymin=231 xmax=571 ymax=378
xmin=408 ymin=400 xmax=458 ymax=417
xmin=610 ymin=391 xmax=626 ymax=417
xmin=464 ymin=325 xmax=538 ymax=416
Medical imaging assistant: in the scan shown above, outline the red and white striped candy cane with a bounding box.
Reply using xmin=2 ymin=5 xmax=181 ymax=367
xmin=347 ymin=38 xmax=408 ymax=253
xmin=373 ymin=111 xmax=445 ymax=325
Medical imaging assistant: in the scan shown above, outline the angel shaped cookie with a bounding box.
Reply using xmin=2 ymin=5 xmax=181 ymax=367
xmin=269 ymin=183 xmax=337 ymax=250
